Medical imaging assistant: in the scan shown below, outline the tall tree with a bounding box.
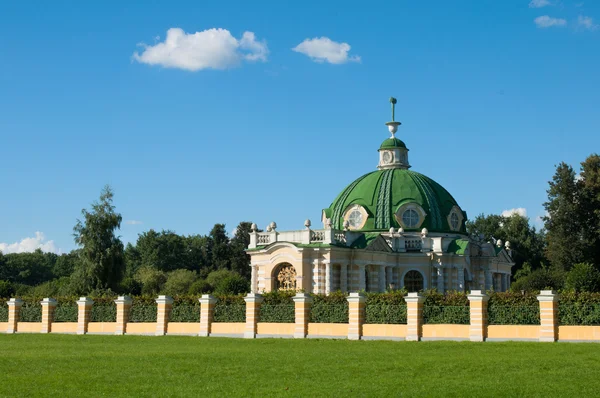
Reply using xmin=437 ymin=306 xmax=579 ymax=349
xmin=543 ymin=162 xmax=586 ymax=271
xmin=230 ymin=221 xmax=253 ymax=279
xmin=72 ymin=185 xmax=125 ymax=292
xmin=578 ymin=154 xmax=600 ymax=267
xmin=209 ymin=224 xmax=230 ymax=271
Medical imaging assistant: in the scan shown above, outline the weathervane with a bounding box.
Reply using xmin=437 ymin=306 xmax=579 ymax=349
xmin=385 ymin=96 xmax=401 ymax=138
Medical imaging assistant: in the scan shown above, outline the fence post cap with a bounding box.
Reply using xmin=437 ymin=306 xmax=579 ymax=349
xmin=292 ymin=292 xmax=313 ymax=303
xmin=347 ymin=292 xmax=366 ymax=303
xmin=537 ymin=290 xmax=559 ymax=302
xmin=114 ymin=296 xmax=133 ymax=305
xmin=198 ymin=294 xmax=217 ymax=305
xmin=40 ymin=298 xmax=58 ymax=306
xmin=468 ymin=290 xmax=490 ymax=302
xmin=77 ymin=297 xmax=94 ymax=305
xmin=7 ymin=298 xmax=23 ymax=306
xmin=156 ymin=295 xmax=174 ymax=305
xmin=244 ymin=293 xmax=264 ymax=304
xmin=404 ymin=292 xmax=425 ymax=303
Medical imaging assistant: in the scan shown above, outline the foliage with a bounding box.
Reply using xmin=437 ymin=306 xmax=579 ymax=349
xmin=0 ymin=280 xmax=14 ymax=298
xmin=258 ymin=291 xmax=296 ymax=323
xmin=128 ymin=297 xmax=157 ymax=323
xmin=90 ymin=298 xmax=117 ymax=322
xmin=487 ymin=291 xmax=540 ymax=325
xmin=310 ymin=292 xmax=348 ymax=323
xmin=53 ymin=299 xmax=78 ymax=323
xmin=134 ymin=267 xmax=167 ymax=296
xmin=511 ymin=267 xmax=565 ymax=292
xmin=365 ymin=291 xmax=407 ymax=324
xmin=213 ymin=274 xmax=249 ymax=295
xmin=565 ymin=263 xmax=600 ymax=292
xmin=188 ymin=279 xmax=212 ymax=295
xmin=421 ymin=290 xmax=469 ymax=324
xmin=73 ymin=185 xmax=125 ymax=292
xmin=0 ymin=249 xmax=56 ymax=286
xmin=162 ymin=269 xmax=198 ymax=296
xmin=170 ymin=297 xmax=201 ymax=323
xmin=0 ymin=299 xmax=7 ymax=322
xmin=558 ymin=291 xmax=600 ymax=325
xmin=20 ymin=300 xmax=42 ymax=322
xmin=213 ymin=295 xmax=245 ymax=323
xmin=423 ymin=290 xmax=468 ymax=306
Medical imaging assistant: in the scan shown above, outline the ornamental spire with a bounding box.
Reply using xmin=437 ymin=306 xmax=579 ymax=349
xmin=385 ymin=96 xmax=401 ymax=138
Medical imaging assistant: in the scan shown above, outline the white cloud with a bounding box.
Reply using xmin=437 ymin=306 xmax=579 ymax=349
xmin=292 ymin=37 xmax=360 ymax=64
xmin=0 ymin=232 xmax=59 ymax=254
xmin=529 ymin=0 xmax=551 ymax=8
xmin=578 ymin=15 xmax=599 ymax=31
xmin=125 ymin=220 xmax=143 ymax=225
xmin=501 ymin=208 xmax=528 ymax=218
xmin=133 ymin=28 xmax=268 ymax=71
xmin=534 ymin=15 xmax=567 ymax=28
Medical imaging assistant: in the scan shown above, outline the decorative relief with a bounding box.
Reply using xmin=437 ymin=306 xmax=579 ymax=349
xmin=276 ymin=264 xmax=297 ymax=291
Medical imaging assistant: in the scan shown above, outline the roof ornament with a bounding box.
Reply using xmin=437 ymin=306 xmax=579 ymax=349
xmin=385 ymin=97 xmax=401 ymax=139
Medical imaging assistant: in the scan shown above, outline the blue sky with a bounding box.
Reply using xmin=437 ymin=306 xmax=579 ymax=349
xmin=1 ymin=0 xmax=599 ymax=254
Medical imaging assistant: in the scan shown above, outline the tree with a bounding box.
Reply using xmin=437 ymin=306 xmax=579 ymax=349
xmin=578 ymin=154 xmax=600 ymax=267
xmin=565 ymin=263 xmax=600 ymax=292
xmin=229 ymin=221 xmax=253 ymax=279
xmin=209 ymin=224 xmax=230 ymax=271
xmin=73 ymin=185 xmax=125 ymax=292
xmin=162 ymin=269 xmax=198 ymax=296
xmin=544 ymin=162 xmax=588 ymax=271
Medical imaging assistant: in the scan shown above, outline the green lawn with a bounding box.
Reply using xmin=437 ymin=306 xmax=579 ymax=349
xmin=1 ymin=335 xmax=600 ymax=397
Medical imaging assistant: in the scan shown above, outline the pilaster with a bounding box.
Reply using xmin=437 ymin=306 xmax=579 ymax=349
xmin=198 ymin=295 xmax=217 ymax=337
xmin=155 ymin=295 xmax=174 ymax=336
xmin=114 ymin=296 xmax=132 ymax=335
xmin=340 ymin=264 xmax=348 ymax=293
xmin=40 ymin=298 xmax=57 ymax=334
xmin=379 ymin=265 xmax=386 ymax=292
xmin=325 ymin=262 xmax=332 ymax=295
xmin=6 ymin=298 xmax=23 ymax=334
xmin=358 ymin=265 xmax=366 ymax=291
xmin=347 ymin=292 xmax=366 ymax=340
xmin=468 ymin=290 xmax=489 ymax=342
xmin=77 ymin=297 xmax=94 ymax=335
xmin=537 ymin=290 xmax=558 ymax=342
xmin=405 ymin=292 xmax=425 ymax=341
xmin=243 ymin=293 xmax=262 ymax=339
xmin=293 ymin=293 xmax=312 ymax=338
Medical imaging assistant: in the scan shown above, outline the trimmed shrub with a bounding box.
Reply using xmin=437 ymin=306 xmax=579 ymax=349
xmin=365 ymin=291 xmax=407 ymax=324
xmin=559 ymin=291 xmax=600 ymax=325
xmin=213 ymin=295 xmax=245 ymax=323
xmin=20 ymin=300 xmax=42 ymax=322
xmin=0 ymin=299 xmax=7 ymax=322
xmin=129 ymin=296 xmax=157 ymax=323
xmin=422 ymin=290 xmax=469 ymax=324
xmin=170 ymin=297 xmax=201 ymax=323
xmin=259 ymin=291 xmax=295 ymax=323
xmin=565 ymin=263 xmax=600 ymax=293
xmin=90 ymin=298 xmax=116 ymax=322
xmin=487 ymin=291 xmax=540 ymax=325
xmin=310 ymin=292 xmax=348 ymax=323
xmin=54 ymin=298 xmax=78 ymax=322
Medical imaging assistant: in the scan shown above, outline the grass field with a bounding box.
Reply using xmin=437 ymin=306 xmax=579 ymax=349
xmin=1 ymin=335 xmax=600 ymax=397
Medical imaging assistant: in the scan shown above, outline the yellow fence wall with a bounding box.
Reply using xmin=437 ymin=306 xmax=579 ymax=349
xmin=422 ymin=324 xmax=470 ymax=339
xmin=307 ymin=323 xmax=348 ymax=337
xmin=51 ymin=323 xmax=77 ymax=333
xmin=362 ymin=324 xmax=407 ymax=338
xmin=487 ymin=325 xmax=540 ymax=340
xmin=167 ymin=323 xmax=200 ymax=335
xmin=257 ymin=323 xmax=295 ymax=336
xmin=87 ymin=322 xmax=116 ymax=334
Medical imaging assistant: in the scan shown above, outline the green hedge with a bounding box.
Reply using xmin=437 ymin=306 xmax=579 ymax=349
xmin=423 ymin=306 xmax=470 ymax=324
xmin=365 ymin=292 xmax=407 ymax=324
xmin=559 ymin=291 xmax=600 ymax=325
xmin=53 ymin=301 xmax=78 ymax=323
xmin=0 ymin=300 xmax=7 ymax=322
xmin=488 ymin=292 xmax=540 ymax=325
xmin=170 ymin=297 xmax=201 ymax=323
xmin=90 ymin=303 xmax=117 ymax=322
xmin=20 ymin=301 xmax=42 ymax=322
xmin=310 ymin=292 xmax=348 ymax=323
xmin=213 ymin=296 xmax=245 ymax=323
xmin=129 ymin=297 xmax=157 ymax=323
xmin=259 ymin=291 xmax=295 ymax=323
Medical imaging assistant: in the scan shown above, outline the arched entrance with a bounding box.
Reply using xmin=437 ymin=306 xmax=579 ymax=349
xmin=273 ymin=263 xmax=297 ymax=291
xmin=404 ymin=270 xmax=424 ymax=292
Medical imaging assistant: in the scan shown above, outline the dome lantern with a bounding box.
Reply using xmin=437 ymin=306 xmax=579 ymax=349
xmin=378 ymin=97 xmax=410 ymax=170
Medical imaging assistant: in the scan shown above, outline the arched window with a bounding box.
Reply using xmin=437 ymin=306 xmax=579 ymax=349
xmin=404 ymin=270 xmax=424 ymax=292
xmin=274 ymin=263 xmax=297 ymax=291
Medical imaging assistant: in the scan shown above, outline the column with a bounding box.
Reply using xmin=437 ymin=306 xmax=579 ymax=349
xmin=386 ymin=267 xmax=393 ymax=290
xmin=379 ymin=265 xmax=386 ymax=292
xmin=340 ymin=265 xmax=348 ymax=293
xmin=358 ymin=265 xmax=366 ymax=291
xmin=537 ymin=290 xmax=558 ymax=342
xmin=436 ymin=267 xmax=445 ymax=293
xmin=325 ymin=263 xmax=332 ymax=295
xmin=40 ymin=298 xmax=57 ymax=334
xmin=468 ymin=290 xmax=489 ymax=342
xmin=114 ymin=296 xmax=132 ymax=335
xmin=244 ymin=293 xmax=262 ymax=339
xmin=155 ymin=295 xmax=174 ymax=336
xmin=6 ymin=298 xmax=23 ymax=334
xmin=293 ymin=293 xmax=312 ymax=338
xmin=77 ymin=297 xmax=94 ymax=335
xmin=405 ymin=293 xmax=425 ymax=341
xmin=198 ymin=294 xmax=217 ymax=337
xmin=484 ymin=268 xmax=493 ymax=291
xmin=457 ymin=267 xmax=465 ymax=292
xmin=347 ymin=292 xmax=366 ymax=340
xmin=251 ymin=265 xmax=258 ymax=293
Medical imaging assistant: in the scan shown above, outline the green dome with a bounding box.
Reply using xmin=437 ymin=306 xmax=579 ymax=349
xmin=379 ymin=138 xmax=407 ymax=150
xmin=323 ymin=168 xmax=466 ymax=233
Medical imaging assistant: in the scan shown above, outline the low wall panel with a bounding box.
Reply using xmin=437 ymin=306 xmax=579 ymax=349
xmin=88 ymin=322 xmax=116 ymax=334
xmin=422 ymin=324 xmax=470 ymax=340
xmin=308 ymin=323 xmax=348 ymax=337
xmin=126 ymin=323 xmax=156 ymax=335
xmin=211 ymin=322 xmax=245 ymax=335
xmin=51 ymin=323 xmax=77 ymax=334
xmin=0 ymin=322 xmax=7 ymax=332
xmin=559 ymin=326 xmax=600 ymax=341
xmin=17 ymin=323 xmax=42 ymax=333
xmin=487 ymin=325 xmax=539 ymax=340
xmin=167 ymin=323 xmax=200 ymax=335
xmin=257 ymin=323 xmax=294 ymax=336
xmin=363 ymin=324 xmax=407 ymax=339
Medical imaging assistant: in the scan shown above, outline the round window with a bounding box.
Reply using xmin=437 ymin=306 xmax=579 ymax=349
xmin=402 ymin=209 xmax=419 ymax=228
xmin=347 ymin=209 xmax=364 ymax=229
xmin=450 ymin=212 xmax=460 ymax=230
